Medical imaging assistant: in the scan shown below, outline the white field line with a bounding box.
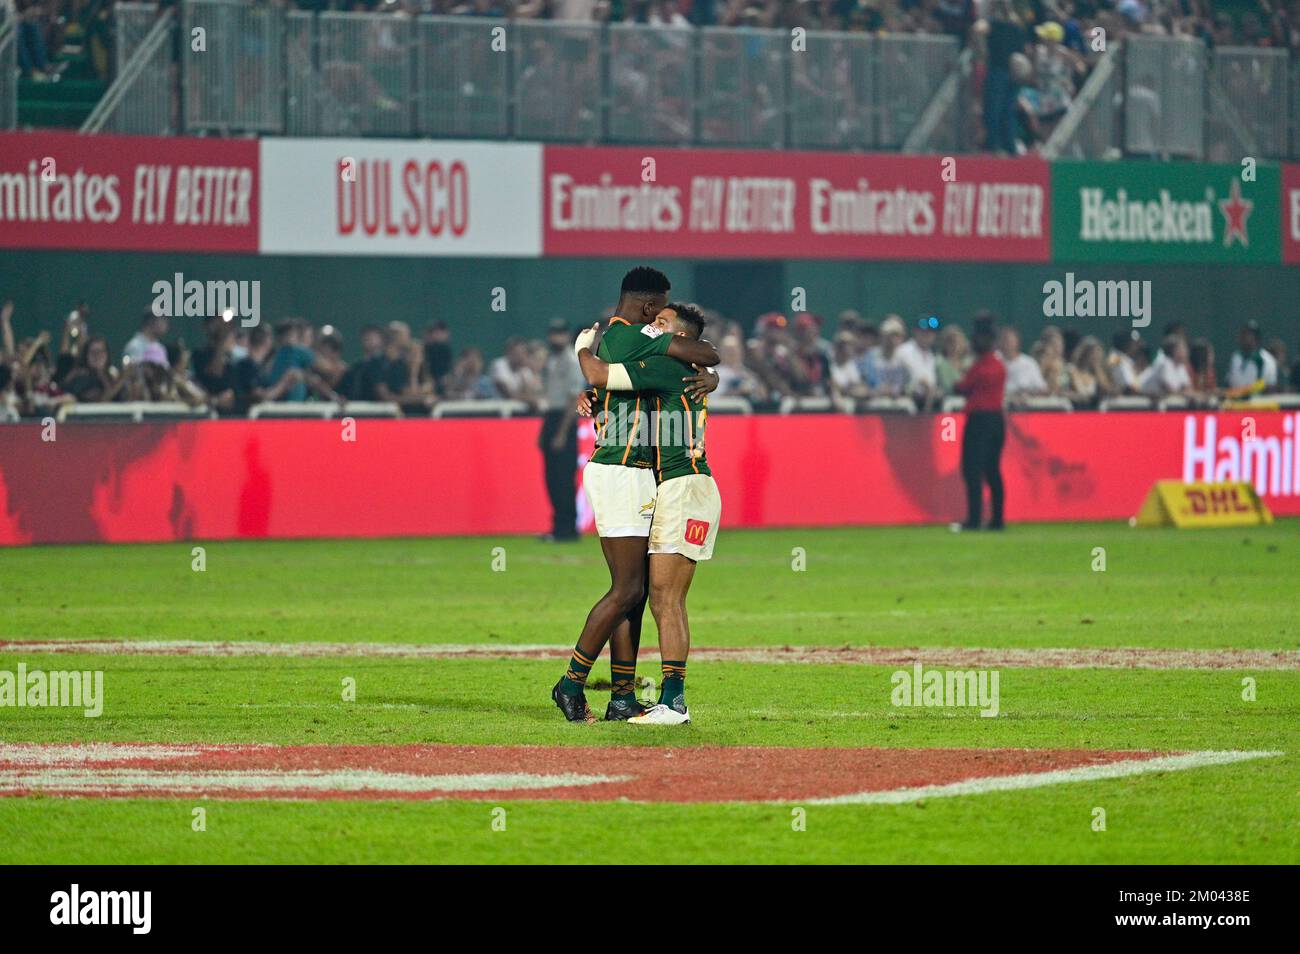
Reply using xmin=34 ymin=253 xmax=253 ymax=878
xmin=0 ymin=744 xmax=214 ymax=766
xmin=0 ymin=769 xmax=630 ymax=795
xmin=808 ymin=750 xmax=1284 ymax=806
xmin=1 ymin=640 xmax=1296 ymax=670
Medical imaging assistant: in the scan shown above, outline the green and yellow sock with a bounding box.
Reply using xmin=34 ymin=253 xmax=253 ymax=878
xmin=610 ymin=658 xmax=637 ymax=702
xmin=559 ymin=646 xmax=597 ymax=696
xmin=659 ymin=660 xmax=686 ymax=708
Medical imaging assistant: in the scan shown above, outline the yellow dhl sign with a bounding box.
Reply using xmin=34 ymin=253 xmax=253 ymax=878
xmin=1134 ymin=481 xmax=1273 ymax=528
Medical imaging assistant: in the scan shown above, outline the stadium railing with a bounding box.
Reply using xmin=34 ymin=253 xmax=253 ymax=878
xmin=432 ymin=400 xmax=532 ymax=419
xmin=863 ymin=396 xmax=919 ymax=415
xmin=1124 ymin=35 xmax=1206 ymax=160
xmin=0 ymin=13 xmax=15 ymax=132
xmin=181 ymin=0 xmax=285 ymax=136
xmin=1098 ymin=396 xmax=1155 ymax=412
xmin=247 ymin=401 xmax=401 ymax=419
xmin=59 ymin=402 xmax=214 ymax=422
xmin=81 ymin=6 xmax=176 ymax=134
xmin=1042 ymin=43 xmax=1122 ymax=160
xmin=1210 ymin=47 xmax=1291 ymax=162
xmin=1016 ymin=395 xmax=1074 ymax=413
xmin=705 ymin=396 xmax=754 ymax=415
xmin=1048 ymin=36 xmax=1296 ymax=161
xmin=100 ymin=4 xmax=962 ymax=150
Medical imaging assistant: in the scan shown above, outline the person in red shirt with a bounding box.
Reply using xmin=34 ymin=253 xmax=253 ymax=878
xmin=954 ymin=317 xmax=1007 ymax=530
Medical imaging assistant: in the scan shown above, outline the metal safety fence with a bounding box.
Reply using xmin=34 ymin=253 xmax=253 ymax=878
xmin=1210 ymin=47 xmax=1290 ymax=161
xmin=82 ymin=6 xmax=176 ymax=134
xmin=1043 ymin=44 xmax=1122 ymax=160
xmin=1048 ymin=36 xmax=1297 ymax=162
xmin=114 ymin=3 xmax=161 ymax=80
xmin=84 ymin=4 xmax=1300 ymax=158
xmin=182 ymin=0 xmax=284 ymax=134
xmin=1124 ymin=35 xmax=1206 ymax=159
xmin=110 ymin=5 xmax=962 ymax=148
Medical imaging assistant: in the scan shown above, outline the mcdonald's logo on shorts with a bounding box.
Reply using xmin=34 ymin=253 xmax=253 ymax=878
xmin=684 ymin=519 xmax=710 ymax=545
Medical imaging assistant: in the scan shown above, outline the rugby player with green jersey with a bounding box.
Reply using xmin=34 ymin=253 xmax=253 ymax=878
xmin=552 ymin=267 xmax=720 ymax=725
xmin=576 ymin=303 xmax=721 ymax=725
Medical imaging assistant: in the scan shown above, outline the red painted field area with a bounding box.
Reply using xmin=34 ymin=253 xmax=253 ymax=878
xmin=0 ymin=743 xmax=1175 ymax=803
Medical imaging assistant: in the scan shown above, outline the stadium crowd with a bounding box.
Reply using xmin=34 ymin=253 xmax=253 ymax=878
xmin=12 ymin=0 xmax=1300 ymax=157
xmin=1 ymin=296 xmax=1295 ymax=420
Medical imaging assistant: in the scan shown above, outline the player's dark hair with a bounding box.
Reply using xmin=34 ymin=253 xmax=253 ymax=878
xmin=971 ymin=316 xmax=996 ymax=355
xmin=667 ymin=302 xmax=706 ymax=339
xmin=620 ymin=266 xmax=670 ymax=299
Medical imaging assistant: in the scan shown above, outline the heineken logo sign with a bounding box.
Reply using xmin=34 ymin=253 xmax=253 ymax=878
xmin=1078 ymin=180 xmax=1251 ymax=247
xmin=1053 ymin=163 xmax=1277 ymax=263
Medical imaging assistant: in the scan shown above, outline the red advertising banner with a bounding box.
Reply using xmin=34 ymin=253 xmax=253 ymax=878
xmin=1283 ymin=164 xmax=1300 ymax=264
xmin=0 ymin=412 xmax=1295 ymax=546
xmin=544 ymin=147 xmax=1051 ymax=261
xmin=0 ymin=131 xmax=259 ymax=253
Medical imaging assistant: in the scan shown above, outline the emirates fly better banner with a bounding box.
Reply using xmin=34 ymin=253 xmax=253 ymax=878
xmin=0 ymin=131 xmax=258 ymax=253
xmin=544 ymin=147 xmax=1051 ymax=261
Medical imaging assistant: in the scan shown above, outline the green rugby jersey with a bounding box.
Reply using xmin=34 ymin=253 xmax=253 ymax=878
xmin=590 ymin=318 xmax=674 ymax=468
xmin=625 ymin=354 xmax=711 ymax=482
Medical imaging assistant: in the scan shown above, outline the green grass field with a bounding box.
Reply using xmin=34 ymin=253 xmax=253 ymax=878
xmin=1 ymin=522 xmax=1297 ymax=864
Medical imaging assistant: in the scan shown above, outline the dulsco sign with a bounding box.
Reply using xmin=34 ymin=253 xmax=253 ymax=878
xmin=1052 ymin=160 xmax=1281 ymax=264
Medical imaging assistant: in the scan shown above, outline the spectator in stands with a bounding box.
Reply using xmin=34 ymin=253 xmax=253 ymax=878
xmin=1031 ymin=326 xmax=1070 ymax=395
xmin=61 ymin=335 xmax=129 ymax=405
xmin=998 ymin=325 xmax=1047 ymax=403
xmin=0 ymin=300 xmax=14 ymax=364
xmin=376 ymin=329 xmax=435 ymax=412
xmin=490 ymin=336 xmax=543 ymax=406
xmin=863 ymin=315 xmax=911 ymax=398
xmin=0 ymin=364 xmax=17 ymax=423
xmin=1226 ymin=320 xmax=1279 ymax=393
xmin=896 ymin=316 xmax=941 ymax=409
xmin=192 ymin=318 xmax=263 ymax=415
xmin=444 ymin=346 xmax=496 ymax=400
xmin=15 ymin=0 xmax=62 ymax=82
xmin=266 ymin=319 xmax=316 ymax=402
xmin=1265 ymin=337 xmax=1288 ymax=390
xmin=715 ymin=333 xmax=763 ymax=400
xmin=162 ymin=340 xmax=209 ymax=407
xmin=1065 ymin=335 xmax=1116 ymax=409
xmin=55 ymin=300 xmax=91 ymax=385
xmin=936 ymin=0 xmax=977 ymax=45
xmin=827 ymin=329 xmax=867 ymax=403
xmin=1024 ymin=20 xmax=1085 ymax=142
xmin=935 ymin=324 xmax=971 ymax=394
xmin=339 ymin=324 xmax=386 ymax=401
xmin=976 ymin=0 xmax=1030 ymax=153
xmin=792 ymin=313 xmax=831 ymax=396
xmin=17 ymin=333 xmax=74 ymax=416
xmin=1188 ymin=337 xmax=1218 ymax=395
xmin=747 ymin=312 xmax=809 ymax=400
xmin=123 ymin=310 xmax=170 ymax=369
xmin=1107 ymin=331 xmax=1143 ymax=394
xmin=1138 ymin=333 xmax=1195 ymax=399
xmin=423 ymin=321 xmax=454 ymax=396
